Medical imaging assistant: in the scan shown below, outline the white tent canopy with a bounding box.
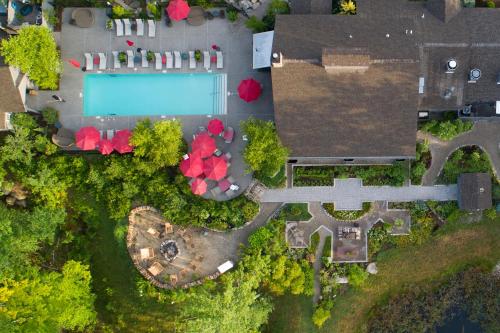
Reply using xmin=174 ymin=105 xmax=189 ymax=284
xmin=253 ymin=31 xmax=274 ymax=69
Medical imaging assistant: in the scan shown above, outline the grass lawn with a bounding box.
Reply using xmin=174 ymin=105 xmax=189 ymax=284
xmin=265 ymin=218 xmax=500 ymax=333
xmin=282 ymin=203 xmax=312 ymax=221
xmin=88 ymin=209 xmax=177 ymax=332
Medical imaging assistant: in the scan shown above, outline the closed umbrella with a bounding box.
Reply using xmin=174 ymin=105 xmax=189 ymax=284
xmin=208 ymin=118 xmax=224 ymax=136
xmin=191 ymin=177 xmax=207 ymax=195
xmin=167 ymin=0 xmax=190 ymax=21
xmin=98 ymin=139 xmax=114 ymax=155
xmin=237 ymin=78 xmax=262 ymax=102
xmin=191 ymin=132 xmax=216 ymax=158
xmin=180 ymin=154 xmax=204 ymax=177
xmin=75 ymin=126 xmax=100 ymax=150
xmin=203 ymin=156 xmax=227 ymax=181
xmin=68 ymin=59 xmax=81 ymax=68
xmin=112 ymin=129 xmax=134 ymax=154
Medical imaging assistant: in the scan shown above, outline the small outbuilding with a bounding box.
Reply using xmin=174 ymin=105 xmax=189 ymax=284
xmin=458 ymin=173 xmax=492 ymax=211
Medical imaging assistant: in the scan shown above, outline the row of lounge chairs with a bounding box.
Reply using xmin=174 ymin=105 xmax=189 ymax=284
xmin=114 ymin=19 xmax=155 ymax=38
xmin=84 ymin=50 xmax=223 ymax=71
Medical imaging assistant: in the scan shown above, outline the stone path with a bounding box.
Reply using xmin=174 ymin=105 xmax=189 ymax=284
xmin=420 ymin=120 xmax=500 ymax=185
xmin=261 ymin=178 xmax=457 ymax=209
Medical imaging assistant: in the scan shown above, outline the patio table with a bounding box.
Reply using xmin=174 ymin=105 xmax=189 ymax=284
xmin=73 ymin=8 xmax=94 ymax=28
xmin=218 ymin=179 xmax=231 ymax=192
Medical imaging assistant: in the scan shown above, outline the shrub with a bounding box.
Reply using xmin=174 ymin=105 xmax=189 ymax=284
xmin=146 ymin=50 xmax=154 ymax=62
xmin=312 ymin=305 xmax=331 ymax=328
xmin=484 ymin=208 xmax=497 ymax=220
xmin=112 ymin=5 xmax=132 ymax=18
xmin=348 ymin=264 xmax=368 ymax=288
xmin=41 ymin=107 xmax=59 ymax=125
xmin=118 ymin=51 xmax=126 ymax=63
xmin=245 ymin=16 xmax=267 ymax=33
xmin=147 ymin=2 xmax=161 ymax=20
xmin=420 ymin=119 xmax=473 ymax=141
xmin=262 ymin=0 xmax=289 ymax=29
xmin=194 ymin=49 xmax=202 ymax=62
xmin=43 ymin=8 xmax=59 ymax=26
xmin=340 ymin=0 xmax=356 ymax=14
xmin=227 ymin=9 xmax=238 ymax=22
xmin=438 ymin=146 xmax=493 ymax=184
xmin=487 ymin=0 xmax=496 ymax=8
xmin=310 ymin=232 xmax=320 ymax=252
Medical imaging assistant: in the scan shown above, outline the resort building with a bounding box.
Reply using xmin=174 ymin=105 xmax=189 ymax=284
xmin=271 ymin=0 xmax=500 ymax=165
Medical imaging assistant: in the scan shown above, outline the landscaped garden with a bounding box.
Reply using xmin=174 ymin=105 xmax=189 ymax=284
xmin=293 ymin=162 xmax=407 ymax=187
xmin=322 ymin=202 xmax=372 ymax=221
xmin=282 ymin=203 xmax=312 ymax=221
xmin=420 ymin=112 xmax=473 ymax=141
xmin=438 ymin=145 xmax=494 ymax=184
xmin=410 ymin=140 xmax=431 ymax=184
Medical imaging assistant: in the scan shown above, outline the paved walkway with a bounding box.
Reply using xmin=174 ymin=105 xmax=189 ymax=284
xmin=261 ymin=178 xmax=457 ymax=209
xmin=420 ymin=120 xmax=500 ymax=185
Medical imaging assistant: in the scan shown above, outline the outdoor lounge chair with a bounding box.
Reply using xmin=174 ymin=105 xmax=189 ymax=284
xmin=123 ymin=19 xmax=132 ymax=36
xmin=189 ymin=51 xmax=196 ymax=69
xmin=112 ymin=51 xmax=120 ymax=69
xmin=114 ymin=19 xmax=123 ymax=36
xmin=174 ymin=51 xmax=181 ymax=69
xmin=165 ymin=51 xmax=173 ymax=69
xmin=148 ymin=19 xmax=155 ymax=37
xmin=135 ymin=18 xmax=144 ymax=36
xmin=154 ymin=52 xmax=162 ymax=70
xmin=140 ymin=50 xmax=148 ymax=68
xmin=203 ymin=51 xmax=210 ymax=70
xmin=126 ymin=50 xmax=134 ymax=68
xmin=216 ymin=51 xmax=223 ymax=69
xmin=98 ymin=52 xmax=106 ymax=70
xmin=84 ymin=52 xmax=93 ymax=71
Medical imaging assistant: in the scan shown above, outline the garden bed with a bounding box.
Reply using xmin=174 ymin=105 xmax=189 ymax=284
xmin=437 ymin=145 xmax=493 ymax=184
xmin=322 ymin=202 xmax=372 ymax=221
xmin=410 ymin=141 xmax=432 ymax=185
xmin=282 ymin=203 xmax=312 ymax=221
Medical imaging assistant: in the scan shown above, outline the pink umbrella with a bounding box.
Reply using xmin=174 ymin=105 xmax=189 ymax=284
xmin=75 ymin=127 xmax=100 ymax=150
xmin=167 ymin=0 xmax=190 ymax=21
xmin=180 ymin=154 xmax=204 ymax=178
xmin=203 ymin=156 xmax=227 ymax=181
xmin=98 ymin=139 xmax=114 ymax=155
xmin=191 ymin=177 xmax=207 ymax=195
xmin=111 ymin=129 xmax=134 ymax=154
xmin=238 ymin=78 xmax=262 ymax=102
xmin=126 ymin=40 xmax=134 ymax=46
xmin=192 ymin=132 xmax=216 ymax=158
xmin=207 ymin=118 xmax=224 ymax=136
xmin=68 ymin=59 xmax=81 ymax=68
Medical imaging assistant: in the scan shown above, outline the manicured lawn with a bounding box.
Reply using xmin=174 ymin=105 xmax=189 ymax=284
xmin=264 ymin=294 xmax=317 ymax=333
xmin=88 ymin=209 xmax=177 ymax=332
xmin=255 ymin=165 xmax=286 ymax=188
xmin=282 ymin=203 xmax=312 ymax=221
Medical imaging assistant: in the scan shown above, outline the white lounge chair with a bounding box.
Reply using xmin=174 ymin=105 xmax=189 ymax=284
xmin=123 ymin=19 xmax=132 ymax=36
xmin=136 ymin=19 xmax=144 ymax=36
xmin=98 ymin=53 xmax=106 ymax=70
xmin=189 ymin=51 xmax=196 ymax=69
xmin=165 ymin=51 xmax=173 ymax=69
xmin=107 ymin=129 xmax=115 ymax=140
xmin=174 ymin=51 xmax=181 ymax=69
xmin=84 ymin=53 xmax=93 ymax=71
xmin=203 ymin=51 xmax=210 ymax=70
xmin=114 ymin=19 xmax=123 ymax=37
xmin=154 ymin=52 xmax=162 ymax=70
xmin=126 ymin=50 xmax=134 ymax=68
xmin=141 ymin=50 xmax=148 ymax=68
xmin=112 ymin=51 xmax=120 ymax=69
xmin=148 ymin=20 xmax=155 ymax=37
xmin=216 ymin=51 xmax=223 ymax=69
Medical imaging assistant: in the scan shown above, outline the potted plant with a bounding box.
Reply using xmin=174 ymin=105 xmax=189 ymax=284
xmin=146 ymin=50 xmax=154 ymax=62
xmin=194 ymin=49 xmax=202 ymax=62
xmin=118 ymin=51 xmax=127 ymax=64
xmin=106 ymin=19 xmax=113 ymax=30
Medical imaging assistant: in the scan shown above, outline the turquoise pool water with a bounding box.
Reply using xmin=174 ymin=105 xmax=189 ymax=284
xmin=83 ymin=73 xmax=227 ymax=117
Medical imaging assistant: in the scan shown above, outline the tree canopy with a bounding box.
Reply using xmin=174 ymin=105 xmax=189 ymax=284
xmin=0 ymin=26 xmax=61 ymax=90
xmin=241 ymin=117 xmax=289 ymax=178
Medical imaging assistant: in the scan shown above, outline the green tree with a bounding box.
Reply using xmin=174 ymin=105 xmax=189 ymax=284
xmin=312 ymin=305 xmax=331 ymax=328
xmin=0 ymin=26 xmax=61 ymax=89
xmin=348 ymin=264 xmax=368 ymax=288
xmin=0 ymin=260 xmax=96 ymax=332
xmin=241 ymin=117 xmax=289 ymax=178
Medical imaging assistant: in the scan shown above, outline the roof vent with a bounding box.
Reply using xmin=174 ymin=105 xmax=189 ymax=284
xmin=468 ymin=69 xmax=481 ymax=83
xmin=446 ymin=59 xmax=457 ymax=73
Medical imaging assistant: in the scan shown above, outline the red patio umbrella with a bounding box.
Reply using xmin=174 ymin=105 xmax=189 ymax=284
xmin=166 ymin=0 xmax=190 ymax=21
xmin=207 ymin=118 xmax=224 ymax=136
xmin=75 ymin=126 xmax=100 ymax=150
xmin=68 ymin=59 xmax=81 ymax=68
xmin=238 ymin=78 xmax=262 ymax=102
xmin=192 ymin=132 xmax=216 ymax=158
xmin=98 ymin=139 xmax=114 ymax=155
xmin=203 ymin=156 xmax=227 ymax=181
xmin=126 ymin=39 xmax=134 ymax=46
xmin=191 ymin=177 xmax=207 ymax=195
xmin=180 ymin=154 xmax=204 ymax=177
xmin=112 ymin=129 xmax=134 ymax=154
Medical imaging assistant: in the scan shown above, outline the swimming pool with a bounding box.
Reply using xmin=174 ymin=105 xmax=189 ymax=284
xmin=83 ymin=73 xmax=227 ymax=117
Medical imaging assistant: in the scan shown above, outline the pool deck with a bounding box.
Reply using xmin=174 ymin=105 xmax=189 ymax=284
xmin=26 ymin=8 xmax=274 ymax=197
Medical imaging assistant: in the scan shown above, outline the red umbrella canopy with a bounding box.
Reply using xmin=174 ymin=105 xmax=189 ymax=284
xmin=203 ymin=156 xmax=228 ymax=181
xmin=180 ymin=154 xmax=204 ymax=178
xmin=75 ymin=126 xmax=100 ymax=150
xmin=98 ymin=139 xmax=114 ymax=155
xmin=207 ymin=118 xmax=224 ymax=136
xmin=191 ymin=177 xmax=207 ymax=195
xmin=191 ymin=132 xmax=216 ymax=158
xmin=112 ymin=129 xmax=134 ymax=154
xmin=238 ymin=78 xmax=262 ymax=102
xmin=167 ymin=0 xmax=190 ymax=21
xmin=68 ymin=59 xmax=81 ymax=68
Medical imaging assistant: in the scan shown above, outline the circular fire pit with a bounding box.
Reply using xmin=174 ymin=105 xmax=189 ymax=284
xmin=160 ymin=240 xmax=179 ymax=261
